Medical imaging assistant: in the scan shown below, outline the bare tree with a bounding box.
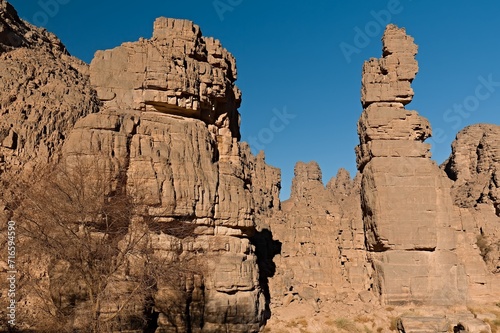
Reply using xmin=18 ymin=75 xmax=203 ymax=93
xmin=11 ymin=158 xmax=152 ymax=332
xmin=7 ymin=157 xmax=206 ymax=332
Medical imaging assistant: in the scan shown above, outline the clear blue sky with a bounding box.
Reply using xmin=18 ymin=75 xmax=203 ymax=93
xmin=9 ymin=0 xmax=500 ymax=199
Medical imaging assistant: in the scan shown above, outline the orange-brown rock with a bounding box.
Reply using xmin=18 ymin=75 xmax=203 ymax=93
xmin=0 ymin=3 xmax=280 ymax=331
xmin=1 ymin=3 xmax=499 ymax=331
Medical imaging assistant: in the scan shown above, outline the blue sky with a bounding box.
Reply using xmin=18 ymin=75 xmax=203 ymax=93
xmin=9 ymin=0 xmax=500 ymax=199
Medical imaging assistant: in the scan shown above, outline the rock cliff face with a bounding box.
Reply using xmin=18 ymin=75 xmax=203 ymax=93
xmin=0 ymin=0 xmax=99 ymax=176
xmin=357 ymin=24 xmax=468 ymax=306
xmin=444 ymin=124 xmax=500 ymax=216
xmin=443 ymin=124 xmax=500 ymax=274
xmin=265 ymin=162 xmax=370 ymax=314
xmin=60 ymin=16 xmax=282 ymax=333
xmin=263 ymin=24 xmax=500 ymax=332
xmin=0 ymin=4 xmax=280 ymax=332
xmin=0 ymin=2 xmax=499 ymax=331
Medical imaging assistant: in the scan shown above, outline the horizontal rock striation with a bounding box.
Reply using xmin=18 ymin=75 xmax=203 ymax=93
xmin=0 ymin=4 xmax=280 ymax=332
xmin=90 ymin=17 xmax=241 ymax=140
xmin=62 ymin=17 xmax=281 ymax=333
xmin=356 ymin=24 xmax=498 ymax=307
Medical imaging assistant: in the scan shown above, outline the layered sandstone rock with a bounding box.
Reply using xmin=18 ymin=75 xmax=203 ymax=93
xmin=60 ymin=18 xmax=280 ymax=333
xmin=357 ymin=24 xmax=469 ymax=306
xmin=360 ymin=24 xmax=418 ymax=107
xmin=355 ymin=24 xmax=500 ymax=309
xmin=90 ymin=18 xmax=241 ymax=141
xmin=0 ymin=3 xmax=280 ymax=331
xmin=443 ymin=124 xmax=500 ymax=282
xmin=0 ymin=1 xmax=99 ymax=176
xmin=444 ymin=124 xmax=500 ymax=216
xmin=1 ymin=3 xmax=499 ymax=331
xmin=0 ymin=2 xmax=100 ymax=328
xmin=265 ymin=162 xmax=372 ymax=324
xmin=264 ymin=24 xmax=499 ymax=333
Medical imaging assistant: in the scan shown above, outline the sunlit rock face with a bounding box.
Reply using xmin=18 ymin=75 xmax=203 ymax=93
xmin=356 ymin=24 xmax=498 ymax=306
xmin=90 ymin=17 xmax=241 ymax=140
xmin=66 ymin=17 xmax=281 ymax=333
xmin=1 ymin=1 xmax=500 ymax=330
xmin=0 ymin=3 xmax=281 ymax=331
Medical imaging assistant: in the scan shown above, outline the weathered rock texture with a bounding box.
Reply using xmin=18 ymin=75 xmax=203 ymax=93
xmin=356 ymin=25 xmax=470 ymax=306
xmin=0 ymin=0 xmax=99 ymax=176
xmin=265 ymin=163 xmax=371 ymax=313
xmin=444 ymin=124 xmax=500 ymax=217
xmin=0 ymin=4 xmax=280 ymax=332
xmin=264 ymin=24 xmax=499 ymax=333
xmin=1 ymin=4 xmax=499 ymax=331
xmin=0 ymin=0 xmax=66 ymax=55
xmin=60 ymin=17 xmax=281 ymax=333
xmin=90 ymin=17 xmax=241 ymax=140
xmin=443 ymin=124 xmax=500 ymax=277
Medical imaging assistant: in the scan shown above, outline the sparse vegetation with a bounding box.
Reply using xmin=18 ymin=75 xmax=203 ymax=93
xmin=355 ymin=315 xmax=373 ymax=324
xmin=476 ymin=234 xmax=492 ymax=261
xmin=467 ymin=306 xmax=479 ymax=318
xmin=286 ymin=317 xmax=309 ymax=329
xmin=333 ymin=318 xmax=357 ymax=332
xmin=10 ymin=159 xmax=200 ymax=332
xmin=388 ymin=316 xmax=399 ymax=331
xmin=485 ymin=318 xmax=500 ymax=333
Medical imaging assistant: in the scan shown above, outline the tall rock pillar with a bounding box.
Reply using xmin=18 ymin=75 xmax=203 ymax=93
xmin=357 ymin=24 xmax=467 ymax=305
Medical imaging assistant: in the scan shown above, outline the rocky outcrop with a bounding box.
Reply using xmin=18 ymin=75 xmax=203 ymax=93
xmin=0 ymin=0 xmax=66 ymax=55
xmin=0 ymin=3 xmax=280 ymax=332
xmin=60 ymin=109 xmax=280 ymax=332
xmin=61 ymin=17 xmax=281 ymax=333
xmin=263 ymin=162 xmax=374 ymax=327
xmin=444 ymin=124 xmax=500 ymax=216
xmin=443 ymin=124 xmax=500 ymax=275
xmin=0 ymin=2 xmax=100 ymax=329
xmin=356 ymin=25 xmax=471 ymax=306
xmin=0 ymin=1 xmax=99 ymax=176
xmin=1 ymin=2 xmax=499 ymax=331
xmin=265 ymin=25 xmax=499 ymax=333
xmin=90 ymin=18 xmax=241 ymax=141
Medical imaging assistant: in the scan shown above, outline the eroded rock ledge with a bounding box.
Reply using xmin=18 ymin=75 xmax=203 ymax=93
xmin=0 ymin=4 xmax=280 ymax=332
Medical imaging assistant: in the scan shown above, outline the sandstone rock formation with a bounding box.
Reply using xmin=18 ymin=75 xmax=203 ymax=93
xmin=89 ymin=17 xmax=241 ymax=141
xmin=58 ymin=17 xmax=282 ymax=333
xmin=1 ymin=2 xmax=499 ymax=331
xmin=357 ymin=24 xmax=469 ymax=306
xmin=0 ymin=0 xmax=66 ymax=55
xmin=443 ymin=124 xmax=500 ymax=274
xmin=0 ymin=0 xmax=99 ymax=176
xmin=0 ymin=3 xmax=280 ymax=332
xmin=262 ymin=162 xmax=377 ymax=329
xmin=444 ymin=124 xmax=500 ymax=217
xmin=263 ymin=24 xmax=499 ymax=333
